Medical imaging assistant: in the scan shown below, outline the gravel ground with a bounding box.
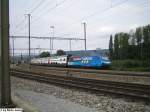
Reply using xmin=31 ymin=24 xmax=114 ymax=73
xmin=14 ymin=89 xmax=99 ymax=112
xmin=11 ymin=76 xmax=150 ymax=112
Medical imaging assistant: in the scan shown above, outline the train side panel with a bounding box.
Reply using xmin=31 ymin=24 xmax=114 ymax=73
xmin=68 ymin=56 xmax=101 ymax=68
xmin=31 ymin=55 xmax=111 ymax=68
xmin=68 ymin=56 xmax=111 ymax=68
xmin=31 ymin=55 xmax=68 ymax=67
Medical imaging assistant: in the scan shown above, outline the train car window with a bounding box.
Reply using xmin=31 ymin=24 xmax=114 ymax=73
xmin=69 ymin=57 xmax=73 ymax=61
xmin=86 ymin=60 xmax=89 ymax=63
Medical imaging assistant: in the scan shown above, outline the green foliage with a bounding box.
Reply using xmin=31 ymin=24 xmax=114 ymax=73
xmin=114 ymin=34 xmax=119 ymax=59
xmin=56 ymin=49 xmax=66 ymax=56
xmin=118 ymin=33 xmax=129 ymax=59
xmin=111 ymin=60 xmax=150 ymax=71
xmin=109 ymin=24 xmax=150 ymax=71
xmin=111 ymin=24 xmax=150 ymax=60
xmin=126 ymin=67 xmax=150 ymax=72
xmin=39 ymin=51 xmax=50 ymax=58
xmin=135 ymin=27 xmax=142 ymax=45
xmin=109 ymin=35 xmax=113 ymax=60
xmin=112 ymin=60 xmax=141 ymax=68
xmin=143 ymin=25 xmax=150 ymax=59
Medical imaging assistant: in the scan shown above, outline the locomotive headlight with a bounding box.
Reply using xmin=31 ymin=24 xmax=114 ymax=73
xmin=101 ymin=56 xmax=109 ymax=60
xmin=104 ymin=61 xmax=111 ymax=64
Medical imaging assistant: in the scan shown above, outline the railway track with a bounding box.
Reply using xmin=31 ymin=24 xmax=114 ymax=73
xmin=14 ymin=64 xmax=150 ymax=85
xmin=11 ymin=69 xmax=150 ymax=102
xmin=30 ymin=65 xmax=150 ymax=77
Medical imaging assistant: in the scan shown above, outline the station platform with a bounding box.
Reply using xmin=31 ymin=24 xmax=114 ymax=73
xmin=12 ymin=89 xmax=100 ymax=112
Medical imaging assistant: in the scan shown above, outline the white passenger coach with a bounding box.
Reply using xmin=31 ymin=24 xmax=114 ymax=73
xmin=31 ymin=55 xmax=68 ymax=67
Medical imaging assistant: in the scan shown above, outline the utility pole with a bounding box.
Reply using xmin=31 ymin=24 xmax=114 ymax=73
xmin=12 ymin=36 xmax=15 ymax=65
xmin=49 ymin=37 xmax=51 ymax=54
xmin=83 ymin=22 xmax=87 ymax=51
xmin=69 ymin=39 xmax=72 ymax=51
xmin=25 ymin=14 xmax=31 ymax=68
xmin=50 ymin=26 xmax=54 ymax=55
xmin=20 ymin=53 xmax=23 ymax=63
xmin=0 ymin=0 xmax=12 ymax=106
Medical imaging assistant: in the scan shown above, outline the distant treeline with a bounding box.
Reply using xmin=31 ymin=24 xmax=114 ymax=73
xmin=109 ymin=24 xmax=150 ymax=60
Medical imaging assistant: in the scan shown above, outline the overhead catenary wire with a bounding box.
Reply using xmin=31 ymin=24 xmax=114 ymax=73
xmin=15 ymin=0 xmax=47 ymax=34
xmin=12 ymin=0 xmax=49 ymax=35
xmin=80 ymin=0 xmax=150 ymax=23
xmin=14 ymin=18 xmax=28 ymax=34
xmin=91 ymin=0 xmax=150 ymax=27
xmin=25 ymin=0 xmax=38 ymax=12
xmin=10 ymin=36 xmax=85 ymax=40
xmin=32 ymin=0 xmax=68 ymax=24
xmin=15 ymin=0 xmax=149 ymax=36
xmin=29 ymin=0 xmax=46 ymax=14
xmin=38 ymin=0 xmax=130 ymax=37
xmin=14 ymin=0 xmax=149 ymax=32
xmin=29 ymin=0 xmax=59 ymax=16
xmin=14 ymin=0 xmax=68 ymax=36
xmin=12 ymin=0 xmax=150 ymax=51
xmin=30 ymin=0 xmax=77 ymax=31
xmin=15 ymin=17 xmax=26 ymax=29
xmin=15 ymin=0 xmax=105 ymax=37
xmin=86 ymin=0 xmax=150 ymax=28
xmin=58 ymin=0 xmax=150 ymax=36
xmin=80 ymin=0 xmax=129 ymax=22
xmin=13 ymin=0 xmax=39 ymax=30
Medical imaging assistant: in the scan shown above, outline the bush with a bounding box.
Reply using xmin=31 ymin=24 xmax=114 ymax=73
xmin=39 ymin=51 xmax=50 ymax=58
xmin=111 ymin=60 xmax=150 ymax=71
xmin=56 ymin=49 xmax=66 ymax=56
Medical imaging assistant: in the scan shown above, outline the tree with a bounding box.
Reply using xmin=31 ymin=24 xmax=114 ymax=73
xmin=128 ymin=30 xmax=137 ymax=59
xmin=39 ymin=51 xmax=50 ymax=58
xmin=109 ymin=24 xmax=150 ymax=60
xmin=56 ymin=49 xmax=66 ymax=56
xmin=135 ymin=27 xmax=142 ymax=59
xmin=135 ymin=27 xmax=142 ymax=45
xmin=114 ymin=34 xmax=119 ymax=59
xmin=109 ymin=35 xmax=113 ymax=60
xmin=143 ymin=25 xmax=150 ymax=59
xmin=129 ymin=29 xmax=136 ymax=45
xmin=118 ymin=33 xmax=129 ymax=59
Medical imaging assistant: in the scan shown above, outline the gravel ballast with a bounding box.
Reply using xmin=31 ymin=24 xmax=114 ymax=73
xmin=14 ymin=89 xmax=99 ymax=112
xmin=11 ymin=76 xmax=150 ymax=112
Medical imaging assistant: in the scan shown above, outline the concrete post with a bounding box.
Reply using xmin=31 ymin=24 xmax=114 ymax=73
xmin=0 ymin=0 xmax=1 ymax=105
xmin=0 ymin=0 xmax=12 ymax=107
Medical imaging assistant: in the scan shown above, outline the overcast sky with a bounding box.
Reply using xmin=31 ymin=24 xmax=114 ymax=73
xmin=9 ymin=0 xmax=150 ymax=54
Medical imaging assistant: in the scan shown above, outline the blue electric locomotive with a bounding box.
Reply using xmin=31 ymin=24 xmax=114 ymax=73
xmin=68 ymin=55 xmax=111 ymax=68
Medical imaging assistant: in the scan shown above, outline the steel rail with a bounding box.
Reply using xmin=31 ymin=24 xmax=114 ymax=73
xmin=30 ymin=65 xmax=150 ymax=77
xmin=11 ymin=69 xmax=150 ymax=102
xmin=12 ymin=68 xmax=150 ymax=89
xmin=12 ymin=68 xmax=150 ymax=91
